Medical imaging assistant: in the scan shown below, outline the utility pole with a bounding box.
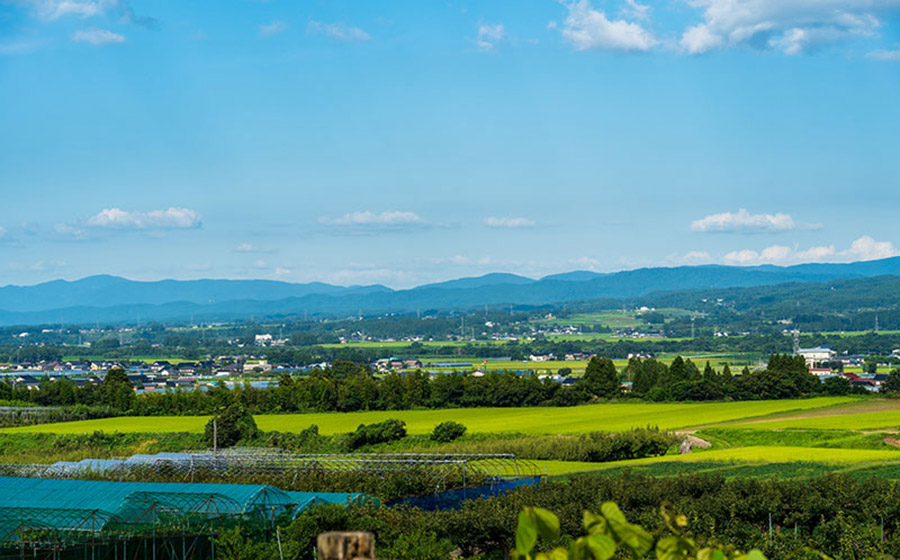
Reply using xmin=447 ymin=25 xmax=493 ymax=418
xmin=690 ymin=316 xmax=695 ymax=339
xmin=793 ymin=330 xmax=800 ymax=355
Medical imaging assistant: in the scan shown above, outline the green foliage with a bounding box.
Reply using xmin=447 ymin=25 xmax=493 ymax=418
xmin=822 ymin=375 xmax=851 ymax=396
xmin=430 ymin=421 xmax=467 ymax=443
xmin=697 ymin=427 xmax=890 ymax=450
xmin=204 ymin=403 xmax=259 ymax=448
xmin=102 ymin=367 xmax=136 ymax=411
xmin=583 ymin=357 xmax=620 ymax=399
xmin=883 ymin=369 xmax=900 ymax=394
xmin=391 ymin=428 xmax=679 ymax=463
xmin=513 ymin=501 xmax=765 ymax=560
xmin=348 ymin=419 xmax=407 ymax=449
xmin=103 ymin=367 xmax=131 ymax=388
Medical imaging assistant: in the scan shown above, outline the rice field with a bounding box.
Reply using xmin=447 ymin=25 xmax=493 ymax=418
xmin=1 ymin=397 xmax=857 ymax=436
xmin=723 ymin=399 xmax=900 ymax=431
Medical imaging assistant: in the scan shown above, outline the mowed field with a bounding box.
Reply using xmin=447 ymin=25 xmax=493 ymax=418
xmin=720 ymin=398 xmax=900 ymax=431
xmin=1 ymin=397 xmax=857 ymax=436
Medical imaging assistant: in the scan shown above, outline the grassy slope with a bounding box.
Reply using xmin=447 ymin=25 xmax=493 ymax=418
xmin=1 ymin=397 xmax=856 ymax=436
xmin=505 ymin=446 xmax=900 ymax=476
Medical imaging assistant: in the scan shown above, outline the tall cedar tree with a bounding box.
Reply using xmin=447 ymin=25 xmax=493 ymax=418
xmin=583 ymin=357 xmax=619 ymax=398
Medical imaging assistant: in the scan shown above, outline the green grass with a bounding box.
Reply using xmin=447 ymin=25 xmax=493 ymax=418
xmin=505 ymin=446 xmax=900 ymax=477
xmin=592 ymin=445 xmax=900 ymax=468
xmin=1 ymin=397 xmax=857 ymax=436
xmin=696 ymin=427 xmax=893 ymax=450
xmin=727 ymin=410 xmax=900 ymax=431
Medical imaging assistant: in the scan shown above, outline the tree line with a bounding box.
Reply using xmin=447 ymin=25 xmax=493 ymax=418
xmin=0 ymin=354 xmax=861 ymax=416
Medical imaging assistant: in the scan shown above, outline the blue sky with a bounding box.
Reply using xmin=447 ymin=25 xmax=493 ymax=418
xmin=1 ymin=0 xmax=899 ymax=288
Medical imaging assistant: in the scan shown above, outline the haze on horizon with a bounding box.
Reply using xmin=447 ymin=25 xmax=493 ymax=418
xmin=1 ymin=0 xmax=898 ymax=290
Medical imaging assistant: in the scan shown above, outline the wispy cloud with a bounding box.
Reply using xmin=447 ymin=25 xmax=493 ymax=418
xmin=86 ymin=207 xmax=201 ymax=229
xmin=680 ymin=0 xmax=889 ymax=55
xmin=71 ymin=28 xmax=125 ymax=44
xmin=570 ymin=256 xmax=602 ymax=271
xmin=24 ymin=0 xmax=111 ymax=21
xmin=0 ymin=40 xmax=44 ymax=56
xmin=54 ymin=223 xmax=86 ymax=239
xmin=691 ymin=209 xmax=796 ymax=234
xmin=258 ymin=20 xmax=287 ymax=37
xmin=319 ymin=210 xmax=426 ymax=234
xmin=235 ymin=242 xmax=272 ymax=253
xmin=484 ymin=216 xmax=536 ymax=228
xmin=307 ymin=20 xmax=370 ymax=42
xmin=476 ymin=23 xmax=505 ymax=51
xmin=551 ymin=0 xmax=656 ymax=52
xmin=621 ymin=0 xmax=650 ymax=21
xmin=867 ymin=48 xmax=900 ymax=61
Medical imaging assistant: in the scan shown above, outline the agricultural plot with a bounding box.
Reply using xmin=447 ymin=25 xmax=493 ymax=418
xmin=1 ymin=397 xmax=857 ymax=436
xmin=722 ymin=399 xmax=900 ymax=431
xmin=505 ymin=446 xmax=900 ymax=477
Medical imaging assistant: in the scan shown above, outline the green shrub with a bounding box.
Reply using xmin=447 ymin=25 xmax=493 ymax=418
xmin=204 ymin=404 xmax=259 ymax=448
xmin=348 ymin=419 xmax=407 ymax=449
xmin=431 ymin=421 xmax=467 ymax=443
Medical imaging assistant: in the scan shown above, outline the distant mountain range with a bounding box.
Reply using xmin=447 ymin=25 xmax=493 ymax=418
xmin=4 ymin=257 xmax=900 ymax=326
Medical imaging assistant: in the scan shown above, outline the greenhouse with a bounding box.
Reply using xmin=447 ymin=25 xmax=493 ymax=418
xmin=0 ymin=476 xmax=367 ymax=558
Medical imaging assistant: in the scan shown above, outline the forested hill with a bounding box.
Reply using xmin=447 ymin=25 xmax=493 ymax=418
xmin=638 ymin=275 xmax=900 ymax=332
xmin=3 ymin=258 xmax=900 ymax=325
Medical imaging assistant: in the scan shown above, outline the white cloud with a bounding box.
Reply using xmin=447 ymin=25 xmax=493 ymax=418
xmin=0 ymin=226 xmax=6 ymax=238
xmin=428 ymin=255 xmax=495 ymax=267
xmin=54 ymin=223 xmax=86 ymax=238
xmin=20 ymin=0 xmax=157 ymax=27
xmin=86 ymin=207 xmax=202 ymax=230
xmin=691 ymin=209 xmax=795 ymax=233
xmin=484 ymin=216 xmax=536 ymax=228
xmin=621 ymin=0 xmax=650 ymax=20
xmin=318 ymin=211 xmax=426 ymax=234
xmin=570 ymin=256 xmax=602 ymax=270
xmin=235 ymin=242 xmax=271 ymax=253
xmin=867 ymin=48 xmax=900 ymax=61
xmin=24 ymin=0 xmax=113 ymax=20
xmin=554 ymin=0 xmax=657 ymax=52
xmin=847 ymin=235 xmax=899 ymax=261
xmin=259 ymin=20 xmax=287 ymax=37
xmin=476 ymin=23 xmax=505 ymax=51
xmin=71 ymin=28 xmax=125 ymax=44
xmin=681 ymin=23 xmax=724 ymax=53
xmin=680 ymin=0 xmax=892 ymax=55
xmin=322 ymin=210 xmax=422 ymax=226
xmin=721 ymin=236 xmax=899 ymax=265
xmin=307 ymin=20 xmax=370 ymax=42
xmin=668 ymin=250 xmax=716 ymax=265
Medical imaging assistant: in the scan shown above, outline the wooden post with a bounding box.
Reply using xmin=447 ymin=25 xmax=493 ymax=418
xmin=317 ymin=532 xmax=375 ymax=560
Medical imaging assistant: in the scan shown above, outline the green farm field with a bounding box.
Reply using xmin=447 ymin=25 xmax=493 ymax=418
xmin=1 ymin=397 xmax=857 ymax=436
xmin=717 ymin=398 xmax=900 ymax=431
xmin=517 ymin=446 xmax=900 ymax=476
